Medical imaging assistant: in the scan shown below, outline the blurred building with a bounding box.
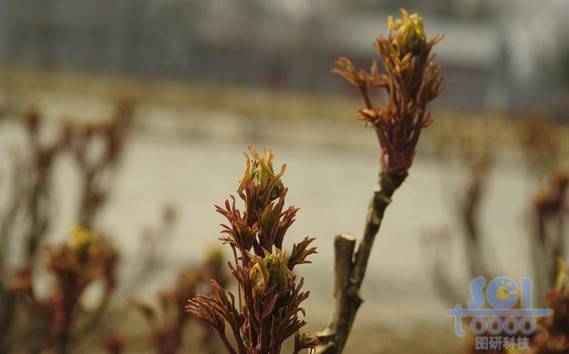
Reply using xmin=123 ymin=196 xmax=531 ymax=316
xmin=0 ymin=0 xmax=567 ymax=115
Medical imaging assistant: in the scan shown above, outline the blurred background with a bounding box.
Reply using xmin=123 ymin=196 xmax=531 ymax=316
xmin=2 ymin=0 xmax=569 ymax=112
xmin=0 ymin=1 xmax=568 ymax=353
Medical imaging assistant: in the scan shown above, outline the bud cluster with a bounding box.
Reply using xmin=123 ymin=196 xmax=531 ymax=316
xmin=187 ymin=147 xmax=318 ymax=354
xmin=332 ymin=9 xmax=443 ymax=173
xmin=45 ymin=227 xmax=119 ymax=352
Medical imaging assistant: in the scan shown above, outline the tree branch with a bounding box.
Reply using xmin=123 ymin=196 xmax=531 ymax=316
xmin=316 ymin=170 xmax=407 ymax=354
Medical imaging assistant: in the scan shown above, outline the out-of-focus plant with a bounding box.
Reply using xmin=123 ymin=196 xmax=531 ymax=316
xmin=63 ymin=201 xmax=182 ymax=354
xmin=63 ymin=99 xmax=134 ymax=229
xmin=432 ymin=166 xmax=567 ymax=293
xmin=187 ymin=147 xmax=318 ymax=354
xmin=424 ymin=159 xmax=568 ymax=353
xmin=423 ymin=148 xmax=496 ymax=306
xmin=0 ymin=108 xmax=62 ymax=273
xmin=466 ymin=258 xmax=569 ymax=354
xmin=56 ymin=99 xmax=136 ymax=351
xmin=0 ymin=108 xmax=66 ymax=352
xmin=124 ymin=203 xmax=179 ymax=298
xmin=73 ymin=204 xmax=181 ymax=354
xmin=45 ymin=227 xmax=119 ymax=354
xmin=132 ymin=248 xmax=227 ymax=354
xmin=520 ymin=114 xmax=561 ymax=178
xmin=425 ymin=108 xmax=566 ymax=310
xmin=133 ymin=268 xmax=200 ymax=354
xmin=316 ymin=9 xmax=443 ymax=354
xmin=20 ymin=109 xmax=64 ymax=267
xmin=0 ymin=99 xmax=143 ymax=353
xmin=7 ymin=227 xmax=118 ymax=354
xmin=102 ymin=335 xmax=126 ymax=354
xmin=531 ymin=170 xmax=569 ymax=304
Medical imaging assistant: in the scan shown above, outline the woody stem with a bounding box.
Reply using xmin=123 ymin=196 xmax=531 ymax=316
xmin=316 ymin=170 xmax=407 ymax=354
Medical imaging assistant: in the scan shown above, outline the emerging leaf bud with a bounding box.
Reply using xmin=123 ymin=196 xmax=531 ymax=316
xmin=238 ymin=146 xmax=285 ymax=201
xmin=387 ymin=9 xmax=426 ymax=55
xmin=263 ymin=250 xmax=292 ymax=290
xmin=249 ymin=259 xmax=270 ymax=291
xmin=69 ymin=226 xmax=99 ymax=262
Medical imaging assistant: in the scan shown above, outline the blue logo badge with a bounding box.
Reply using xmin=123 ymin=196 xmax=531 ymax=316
xmin=448 ymin=277 xmax=553 ymax=351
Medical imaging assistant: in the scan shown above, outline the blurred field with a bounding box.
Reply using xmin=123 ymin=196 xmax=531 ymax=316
xmin=2 ymin=68 xmax=569 ymax=152
xmin=1 ymin=70 xmax=568 ymax=353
